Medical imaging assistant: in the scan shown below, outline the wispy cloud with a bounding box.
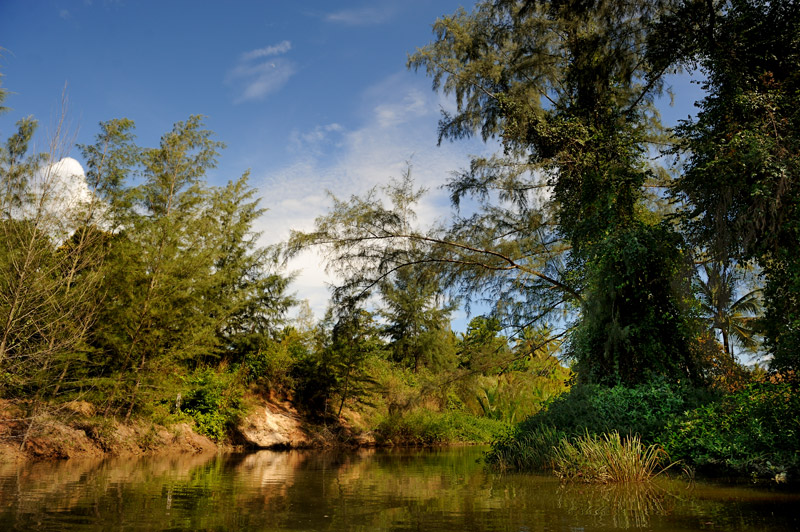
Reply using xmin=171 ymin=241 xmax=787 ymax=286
xmin=325 ymin=5 xmax=397 ymax=26
xmin=59 ymin=9 xmax=71 ymax=19
xmin=241 ymin=40 xmax=292 ymax=61
xmin=288 ymin=123 xmax=344 ymax=156
xmin=228 ymin=41 xmax=295 ymax=103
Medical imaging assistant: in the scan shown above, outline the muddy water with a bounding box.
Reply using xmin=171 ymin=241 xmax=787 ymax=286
xmin=1 ymin=446 xmax=798 ymax=531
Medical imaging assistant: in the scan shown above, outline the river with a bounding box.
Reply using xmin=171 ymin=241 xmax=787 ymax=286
xmin=1 ymin=446 xmax=798 ymax=531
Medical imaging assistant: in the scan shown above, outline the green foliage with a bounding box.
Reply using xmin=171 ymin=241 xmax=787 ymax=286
xmin=76 ymin=116 xmax=295 ymax=417
xmin=661 ymin=381 xmax=800 ymax=478
xmin=4 ymin=0 xmax=800 ymax=459
xmin=291 ymin=308 xmax=384 ymax=419
xmin=553 ymin=431 xmax=670 ymax=483
xmin=458 ymin=316 xmax=510 ymax=373
xmin=416 ymin=0 xmax=694 ymax=386
xmin=290 ymin=350 xmax=338 ymax=417
xmin=326 ymin=308 xmax=384 ymax=417
xmin=488 ymin=380 xmax=712 ymax=472
xmin=374 ymin=408 xmax=507 ymax=445
xmin=380 ymin=262 xmax=457 ymax=373
xmin=516 ymin=380 xmax=711 ymax=443
xmin=288 ymin=0 xmax=699 ymax=387
xmin=241 ymin=328 xmax=307 ymax=392
xmin=180 ymin=368 xmax=244 ymax=441
xmin=659 ymin=0 xmax=800 ymax=370
xmin=461 ymin=371 xmax=569 ymax=425
xmin=570 ymin=223 xmax=700 ymax=385
xmin=695 ymin=262 xmax=762 ymax=359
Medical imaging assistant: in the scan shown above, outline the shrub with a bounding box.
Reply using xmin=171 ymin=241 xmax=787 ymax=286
xmin=515 ymin=379 xmax=712 ymax=443
xmin=181 ymin=368 xmax=244 ymax=441
xmin=553 ymin=431 xmax=670 ymax=483
xmin=661 ymin=381 xmax=800 ymax=479
xmin=374 ymin=409 xmax=507 ymax=445
xmin=486 ymin=379 xmax=711 ymax=472
xmin=242 ymin=331 xmax=307 ymax=392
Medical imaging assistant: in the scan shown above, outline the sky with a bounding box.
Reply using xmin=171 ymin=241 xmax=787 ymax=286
xmin=0 ymin=0 xmax=705 ymax=329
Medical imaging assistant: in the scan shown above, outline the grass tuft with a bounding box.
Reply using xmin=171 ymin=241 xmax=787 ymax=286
xmin=553 ymin=431 xmax=671 ymax=483
xmin=485 ymin=425 xmax=564 ymax=471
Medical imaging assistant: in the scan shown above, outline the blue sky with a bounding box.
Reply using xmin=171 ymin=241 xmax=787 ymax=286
xmin=1 ymin=0 xmax=704 ymax=327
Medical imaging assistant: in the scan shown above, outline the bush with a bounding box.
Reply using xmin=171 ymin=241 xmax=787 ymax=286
xmin=486 ymin=379 xmax=711 ymax=472
xmin=515 ymin=379 xmax=712 ymax=443
xmin=374 ymin=409 xmax=507 ymax=445
xmin=242 ymin=331 xmax=307 ymax=392
xmin=661 ymin=381 xmax=800 ymax=479
xmin=181 ymin=368 xmax=244 ymax=441
xmin=485 ymin=425 xmax=564 ymax=471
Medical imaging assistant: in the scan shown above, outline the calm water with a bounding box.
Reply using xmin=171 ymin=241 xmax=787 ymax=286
xmin=1 ymin=446 xmax=798 ymax=531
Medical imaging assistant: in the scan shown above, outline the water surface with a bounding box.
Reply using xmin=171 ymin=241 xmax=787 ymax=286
xmin=1 ymin=446 xmax=797 ymax=531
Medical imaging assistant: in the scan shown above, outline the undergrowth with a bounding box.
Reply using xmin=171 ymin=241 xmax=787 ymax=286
xmin=374 ymin=408 xmax=508 ymax=445
xmin=661 ymin=381 xmax=800 ymax=479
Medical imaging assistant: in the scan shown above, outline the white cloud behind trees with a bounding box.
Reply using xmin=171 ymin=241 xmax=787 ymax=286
xmin=253 ymin=72 xmax=491 ymax=321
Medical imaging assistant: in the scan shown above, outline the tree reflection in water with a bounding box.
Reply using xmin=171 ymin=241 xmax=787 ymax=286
xmin=1 ymin=447 xmax=798 ymax=531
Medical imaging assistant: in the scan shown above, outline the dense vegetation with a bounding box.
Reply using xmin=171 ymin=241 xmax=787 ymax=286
xmin=2 ymin=0 xmax=799 ymax=481
xmin=0 ymin=93 xmax=567 ymax=443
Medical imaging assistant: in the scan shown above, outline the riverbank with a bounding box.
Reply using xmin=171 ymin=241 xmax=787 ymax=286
xmin=3 ymin=396 xmax=496 ymax=463
xmin=0 ymin=400 xmax=217 ymax=462
xmin=0 ymin=397 xmax=336 ymax=463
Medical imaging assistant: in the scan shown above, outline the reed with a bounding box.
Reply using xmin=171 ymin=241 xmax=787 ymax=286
xmin=485 ymin=425 xmax=564 ymax=471
xmin=553 ymin=431 xmax=671 ymax=483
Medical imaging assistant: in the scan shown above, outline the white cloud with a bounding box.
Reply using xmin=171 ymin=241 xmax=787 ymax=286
xmin=326 ymin=5 xmax=397 ymax=25
xmin=373 ymin=89 xmax=427 ymax=128
xmin=252 ymin=72 xmax=492 ymax=321
xmin=15 ymin=157 xmax=110 ymax=242
xmin=49 ymin=157 xmax=91 ymax=204
xmin=241 ymin=40 xmax=292 ymax=61
xmin=288 ymin=123 xmax=344 ymax=156
xmin=229 ymin=41 xmax=295 ymax=103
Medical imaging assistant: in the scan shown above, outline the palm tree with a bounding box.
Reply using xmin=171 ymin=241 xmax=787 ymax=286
xmin=696 ymin=262 xmax=762 ymax=360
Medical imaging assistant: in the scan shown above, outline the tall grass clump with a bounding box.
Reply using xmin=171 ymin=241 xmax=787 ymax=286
xmin=554 ymin=431 xmax=670 ymax=483
xmin=485 ymin=425 xmax=564 ymax=471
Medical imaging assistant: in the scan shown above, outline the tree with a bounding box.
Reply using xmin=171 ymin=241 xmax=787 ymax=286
xmin=292 ymin=305 xmax=383 ymax=419
xmin=380 ymin=264 xmax=456 ymax=372
xmin=458 ymin=316 xmax=510 ymax=374
xmin=410 ymin=0 xmax=703 ymax=385
xmin=695 ymin=262 xmax=762 ymax=360
xmin=91 ymin=116 xmax=294 ymax=417
xmin=294 ymin=0 xmax=699 ymax=385
xmin=656 ymin=0 xmax=800 ymax=370
xmin=95 ymin=116 xmax=225 ymax=416
xmin=205 ymin=174 xmax=295 ymax=366
xmin=329 ymin=307 xmax=383 ymax=418
xmin=0 ymin=95 xmax=130 ymax=447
